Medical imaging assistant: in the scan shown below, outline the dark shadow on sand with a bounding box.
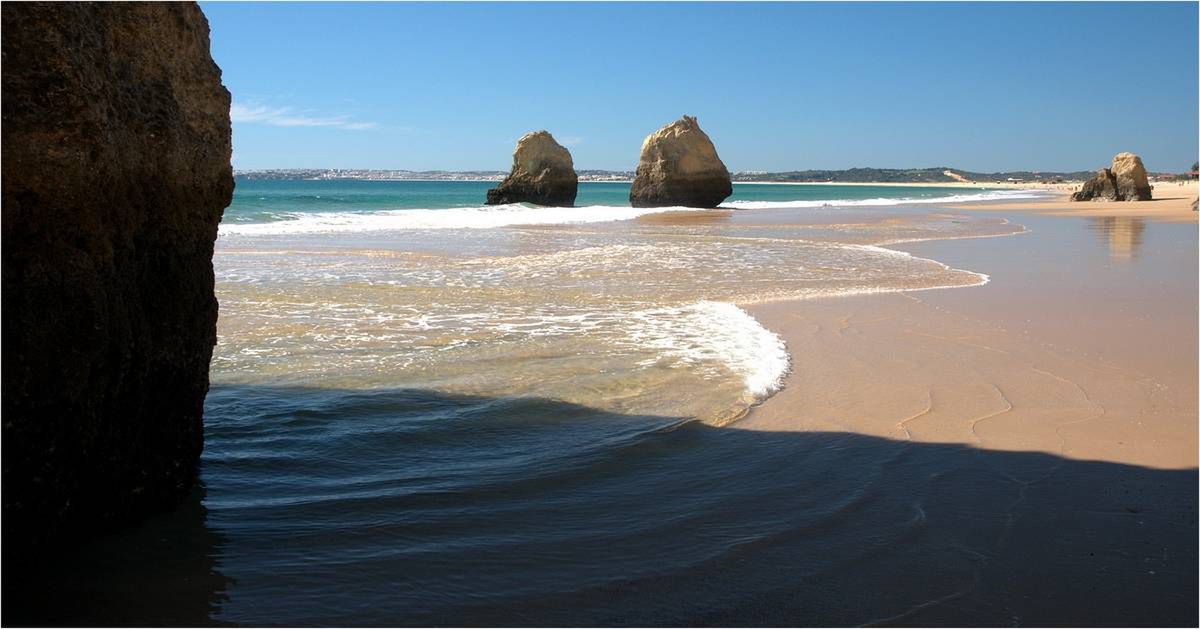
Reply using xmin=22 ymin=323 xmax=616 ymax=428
xmin=5 ymin=386 xmax=1196 ymax=627
xmin=3 ymin=483 xmax=231 ymax=627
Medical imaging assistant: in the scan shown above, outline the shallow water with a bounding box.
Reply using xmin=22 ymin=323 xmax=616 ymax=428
xmin=49 ymin=184 xmax=1200 ymax=627
xmin=171 ymin=194 xmax=1050 ymax=625
xmin=213 ymin=203 xmax=1024 ymax=425
xmin=8 ymin=185 xmax=1196 ymax=626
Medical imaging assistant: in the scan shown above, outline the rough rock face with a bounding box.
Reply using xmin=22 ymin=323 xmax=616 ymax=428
xmin=486 ymin=131 xmax=578 ymax=206
xmin=2 ymin=3 xmax=233 ymax=545
xmin=1072 ymin=152 xmax=1152 ymax=201
xmin=1072 ymin=169 xmax=1120 ymax=201
xmin=629 ymin=116 xmax=732 ymax=208
xmin=1109 ymin=152 xmax=1152 ymax=201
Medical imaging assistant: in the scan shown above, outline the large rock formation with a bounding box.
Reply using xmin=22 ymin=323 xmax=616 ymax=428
xmin=1072 ymin=152 xmax=1152 ymax=201
xmin=2 ymin=3 xmax=233 ymax=546
xmin=1110 ymin=152 xmax=1152 ymax=200
xmin=486 ymin=131 xmax=578 ymax=206
xmin=629 ymin=116 xmax=732 ymax=208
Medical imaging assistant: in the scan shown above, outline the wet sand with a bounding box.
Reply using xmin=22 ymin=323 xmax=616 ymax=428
xmin=735 ymin=207 xmax=1196 ymax=621
xmin=740 ymin=206 xmax=1197 ymax=466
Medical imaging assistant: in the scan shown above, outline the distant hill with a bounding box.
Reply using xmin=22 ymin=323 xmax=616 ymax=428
xmin=235 ymin=167 xmax=1176 ymax=184
xmin=234 ymin=169 xmax=508 ymax=181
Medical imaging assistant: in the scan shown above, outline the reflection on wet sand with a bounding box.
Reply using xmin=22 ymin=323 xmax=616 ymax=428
xmin=1087 ymin=215 xmax=1146 ymax=261
xmin=633 ymin=209 xmax=734 ymax=226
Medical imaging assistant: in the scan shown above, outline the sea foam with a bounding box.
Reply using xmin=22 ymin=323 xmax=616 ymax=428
xmin=722 ymin=188 xmax=1052 ymax=210
xmin=626 ymin=301 xmax=789 ymax=400
xmin=220 ymin=189 xmax=1052 ymax=236
xmin=219 ymin=204 xmax=697 ymax=236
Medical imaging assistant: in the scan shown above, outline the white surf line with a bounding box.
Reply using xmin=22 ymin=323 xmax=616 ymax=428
xmin=721 ymin=189 xmax=1054 ymax=210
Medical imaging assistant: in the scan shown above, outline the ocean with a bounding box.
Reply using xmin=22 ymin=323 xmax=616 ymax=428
xmin=23 ymin=180 xmax=1063 ymax=625
xmin=220 ymin=179 xmax=1037 ymax=231
xmin=213 ymin=180 xmax=1038 ymax=427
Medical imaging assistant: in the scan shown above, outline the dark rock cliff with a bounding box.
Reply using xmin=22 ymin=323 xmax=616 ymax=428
xmin=2 ymin=2 xmax=233 ymax=545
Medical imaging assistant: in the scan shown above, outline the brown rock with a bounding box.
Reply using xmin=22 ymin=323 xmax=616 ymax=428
xmin=1072 ymin=169 xmax=1119 ymax=201
xmin=1 ymin=3 xmax=233 ymax=544
xmin=629 ymin=116 xmax=732 ymax=208
xmin=1072 ymin=153 xmax=1152 ymax=202
xmin=486 ymin=131 xmax=578 ymax=206
xmin=1110 ymin=152 xmax=1152 ymax=201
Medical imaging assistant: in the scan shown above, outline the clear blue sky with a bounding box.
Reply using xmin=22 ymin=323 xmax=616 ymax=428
xmin=202 ymin=2 xmax=1199 ymax=173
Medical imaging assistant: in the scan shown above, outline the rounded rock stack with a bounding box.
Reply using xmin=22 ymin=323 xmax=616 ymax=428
xmin=486 ymin=131 xmax=578 ymax=207
xmin=1110 ymin=152 xmax=1152 ymax=201
xmin=629 ymin=115 xmax=732 ymax=208
xmin=1071 ymin=152 xmax=1152 ymax=201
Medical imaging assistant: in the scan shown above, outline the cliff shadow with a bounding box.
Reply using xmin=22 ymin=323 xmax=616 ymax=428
xmin=5 ymin=385 xmax=1196 ymax=627
xmin=2 ymin=483 xmax=231 ymax=627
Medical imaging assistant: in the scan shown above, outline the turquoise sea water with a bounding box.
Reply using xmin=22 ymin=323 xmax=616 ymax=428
xmin=222 ymin=179 xmax=1027 ymax=224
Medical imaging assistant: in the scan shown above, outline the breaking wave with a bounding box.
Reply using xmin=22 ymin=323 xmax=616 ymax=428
xmin=219 ymin=204 xmax=697 ymax=236
xmin=722 ymin=188 xmax=1052 ymax=209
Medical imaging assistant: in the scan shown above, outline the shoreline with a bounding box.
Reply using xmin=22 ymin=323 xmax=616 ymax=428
xmin=719 ymin=200 xmax=1197 ymax=621
xmin=945 ymin=180 xmax=1198 ymax=223
xmin=235 ymin=177 xmax=1083 ymax=189
xmin=732 ymin=179 xmax=1060 ymax=189
xmin=735 ymin=201 xmax=1197 ymax=470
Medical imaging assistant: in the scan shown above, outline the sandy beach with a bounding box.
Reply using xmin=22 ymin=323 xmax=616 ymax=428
xmin=4 ymin=0 xmax=1195 ymax=625
xmin=730 ymin=198 xmax=1197 ymax=623
xmin=738 ymin=180 xmax=1199 ymax=224
xmin=738 ymin=196 xmax=1198 ymax=466
xmin=949 ymin=180 xmax=1199 ymax=223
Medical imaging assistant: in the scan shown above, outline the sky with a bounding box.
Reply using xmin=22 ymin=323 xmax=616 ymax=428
xmin=202 ymin=2 xmax=1199 ymax=173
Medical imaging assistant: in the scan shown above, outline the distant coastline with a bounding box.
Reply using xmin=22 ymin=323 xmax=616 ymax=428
xmin=235 ymin=166 xmax=1194 ymax=188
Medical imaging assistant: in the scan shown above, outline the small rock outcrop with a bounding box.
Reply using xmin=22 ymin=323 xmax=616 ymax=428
xmin=629 ymin=115 xmax=732 ymax=208
xmin=1072 ymin=152 xmax=1152 ymax=201
xmin=2 ymin=2 xmax=233 ymax=546
xmin=486 ymin=131 xmax=578 ymax=206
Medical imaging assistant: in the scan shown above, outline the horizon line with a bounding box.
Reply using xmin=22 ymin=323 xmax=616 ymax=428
xmin=230 ymin=165 xmax=1193 ymax=175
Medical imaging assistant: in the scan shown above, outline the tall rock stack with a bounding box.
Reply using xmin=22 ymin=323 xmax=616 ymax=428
xmin=629 ymin=116 xmax=732 ymax=208
xmin=1109 ymin=152 xmax=1153 ymax=201
xmin=2 ymin=3 xmax=233 ymax=546
xmin=486 ymin=131 xmax=578 ymax=207
xmin=1071 ymin=152 xmax=1152 ymax=201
